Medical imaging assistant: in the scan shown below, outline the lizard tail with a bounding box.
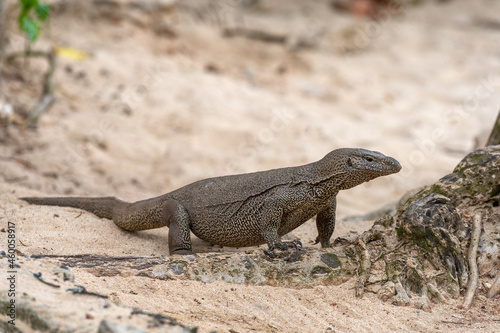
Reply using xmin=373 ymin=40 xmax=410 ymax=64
xmin=20 ymin=196 xmax=125 ymax=220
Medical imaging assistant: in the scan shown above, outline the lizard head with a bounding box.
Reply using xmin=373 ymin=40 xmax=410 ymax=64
xmin=321 ymin=148 xmax=402 ymax=190
xmin=346 ymin=148 xmax=401 ymax=175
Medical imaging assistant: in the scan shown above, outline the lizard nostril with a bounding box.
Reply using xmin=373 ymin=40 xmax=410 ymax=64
xmin=394 ymin=160 xmax=402 ymax=171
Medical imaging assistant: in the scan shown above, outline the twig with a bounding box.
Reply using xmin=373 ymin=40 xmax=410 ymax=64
xmin=33 ymin=272 xmax=60 ymax=288
xmin=28 ymin=50 xmax=56 ymax=127
xmin=463 ymin=212 xmax=482 ymax=309
xmin=440 ymin=320 xmax=464 ymax=325
xmin=28 ymin=94 xmax=54 ymax=125
xmin=66 ymin=285 xmax=108 ymax=299
xmin=223 ymin=27 xmax=286 ymax=44
xmin=6 ymin=49 xmax=52 ymax=60
xmin=6 ymin=49 xmax=56 ymax=127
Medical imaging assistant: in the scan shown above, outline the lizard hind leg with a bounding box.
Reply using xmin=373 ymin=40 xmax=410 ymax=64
xmin=163 ymin=200 xmax=194 ymax=255
xmin=112 ymin=197 xmax=193 ymax=255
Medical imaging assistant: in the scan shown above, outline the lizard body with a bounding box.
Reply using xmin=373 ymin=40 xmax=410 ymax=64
xmin=21 ymin=148 xmax=401 ymax=255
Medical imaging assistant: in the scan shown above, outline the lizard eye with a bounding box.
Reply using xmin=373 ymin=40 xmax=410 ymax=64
xmin=364 ymin=156 xmax=374 ymax=162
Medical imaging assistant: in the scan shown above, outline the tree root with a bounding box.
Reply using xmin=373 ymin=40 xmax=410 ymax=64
xmin=373 ymin=241 xmax=406 ymax=262
xmin=488 ymin=275 xmax=500 ymax=298
xmin=354 ymin=229 xmax=382 ymax=297
xmin=387 ymin=256 xmax=446 ymax=309
xmin=355 ymin=238 xmax=370 ymax=297
xmin=393 ymin=277 xmax=411 ymax=305
xmin=463 ymin=212 xmax=482 ymax=308
xmin=427 ymin=282 xmax=447 ymax=303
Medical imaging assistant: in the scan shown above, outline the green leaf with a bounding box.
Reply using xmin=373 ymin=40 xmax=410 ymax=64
xmin=36 ymin=3 xmax=50 ymax=21
xmin=20 ymin=0 xmax=37 ymax=12
xmin=20 ymin=16 xmax=40 ymax=42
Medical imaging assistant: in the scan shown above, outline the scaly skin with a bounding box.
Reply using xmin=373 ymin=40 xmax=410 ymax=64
xmin=21 ymin=148 xmax=401 ymax=255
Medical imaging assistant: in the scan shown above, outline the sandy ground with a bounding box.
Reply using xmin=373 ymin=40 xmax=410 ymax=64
xmin=1 ymin=0 xmax=500 ymax=331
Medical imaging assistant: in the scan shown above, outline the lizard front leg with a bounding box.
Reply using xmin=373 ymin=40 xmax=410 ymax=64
xmin=262 ymin=205 xmax=302 ymax=252
xmin=315 ymin=197 xmax=337 ymax=248
xmin=163 ymin=200 xmax=193 ymax=255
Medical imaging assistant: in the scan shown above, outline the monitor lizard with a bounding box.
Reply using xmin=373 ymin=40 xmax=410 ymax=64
xmin=20 ymin=148 xmax=401 ymax=255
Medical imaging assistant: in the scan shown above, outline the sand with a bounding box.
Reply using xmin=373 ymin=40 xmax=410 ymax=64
xmin=1 ymin=0 xmax=499 ymax=331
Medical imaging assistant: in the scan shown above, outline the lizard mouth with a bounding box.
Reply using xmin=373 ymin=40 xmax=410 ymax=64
xmin=378 ymin=157 xmax=402 ymax=174
xmin=355 ymin=156 xmax=402 ymax=174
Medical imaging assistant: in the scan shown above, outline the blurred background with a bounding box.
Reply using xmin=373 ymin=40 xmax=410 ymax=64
xmin=1 ymin=0 xmax=499 ymax=219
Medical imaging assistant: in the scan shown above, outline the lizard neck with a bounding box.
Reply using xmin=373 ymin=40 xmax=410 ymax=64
xmin=297 ymin=159 xmax=348 ymax=191
xmin=302 ymin=154 xmax=348 ymax=183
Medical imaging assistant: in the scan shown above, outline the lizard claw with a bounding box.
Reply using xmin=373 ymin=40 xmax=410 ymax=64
xmin=314 ymin=237 xmax=332 ymax=248
xmin=265 ymin=240 xmax=302 ymax=256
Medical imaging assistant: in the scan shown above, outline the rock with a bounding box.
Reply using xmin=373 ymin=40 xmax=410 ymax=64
xmin=0 ymin=260 xmax=196 ymax=333
xmin=54 ymin=249 xmax=357 ymax=287
xmin=53 ymin=265 xmax=75 ymax=282
xmin=390 ymin=145 xmax=500 ymax=303
xmin=97 ymin=320 xmax=145 ymax=333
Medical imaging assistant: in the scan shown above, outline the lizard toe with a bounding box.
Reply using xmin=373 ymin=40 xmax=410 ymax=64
xmin=170 ymin=249 xmax=194 ymax=256
xmin=267 ymin=240 xmax=303 ymax=253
